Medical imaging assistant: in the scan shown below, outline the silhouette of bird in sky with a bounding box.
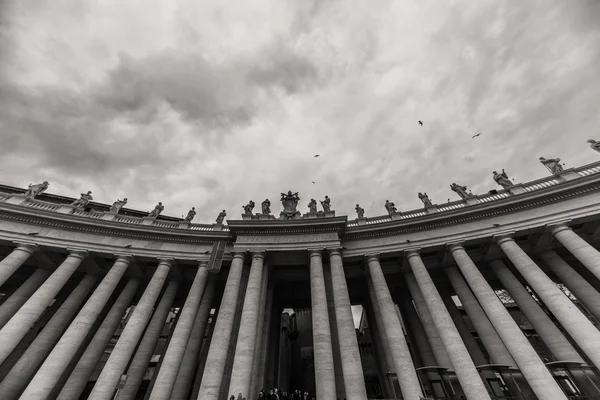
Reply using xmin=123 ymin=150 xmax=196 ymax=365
xmin=312 ymin=181 xmax=315 ymax=184
xmin=472 ymin=133 xmax=482 ymax=139
xmin=314 ymin=154 xmax=320 ymax=158
xmin=418 ymin=121 xmax=423 ymax=126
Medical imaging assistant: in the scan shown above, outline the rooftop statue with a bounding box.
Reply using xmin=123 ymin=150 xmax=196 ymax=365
xmin=450 ymin=183 xmax=470 ymax=200
xmin=588 ymin=139 xmax=600 ymax=153
xmin=242 ymin=200 xmax=255 ymax=216
xmin=493 ymin=169 xmax=514 ymax=189
xmin=418 ymin=192 xmax=432 ymax=207
xmin=320 ymin=195 xmax=331 ymax=212
xmin=355 ymin=204 xmax=365 ymax=218
xmin=539 ymin=157 xmax=563 ymax=175
xmin=24 ymin=181 xmax=49 ymax=199
xmin=109 ymin=198 xmax=128 ymax=213
xmin=261 ymin=199 xmax=271 ymax=214
xmin=384 ymin=200 xmax=397 ymax=214
xmin=184 ymin=207 xmax=196 ymax=222
xmin=279 ymin=190 xmax=301 ymax=220
xmin=148 ymin=202 xmax=164 ymax=218
xmin=70 ymin=191 xmax=93 ymax=209
xmin=308 ymin=198 xmax=317 ymax=213
xmin=216 ymin=210 xmax=227 ymax=224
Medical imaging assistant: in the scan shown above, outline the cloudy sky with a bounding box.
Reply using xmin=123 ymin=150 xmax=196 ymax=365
xmin=1 ymin=0 xmax=600 ymax=222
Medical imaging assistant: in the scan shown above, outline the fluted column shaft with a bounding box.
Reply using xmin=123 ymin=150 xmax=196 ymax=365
xmin=551 ymin=224 xmax=600 ymax=281
xmin=22 ymin=256 xmax=133 ymax=399
xmin=445 ymin=266 xmax=516 ymax=367
xmin=497 ymin=236 xmax=600 ymax=368
xmin=449 ymin=244 xmax=568 ymax=400
xmin=309 ymin=250 xmax=337 ymax=399
xmin=540 ymin=250 xmax=600 ymax=322
xmin=116 ymin=280 xmax=179 ymax=400
xmin=0 ymin=268 xmax=50 ymax=329
xmin=0 ymin=250 xmax=86 ymax=365
xmin=170 ymin=280 xmax=216 ymax=400
xmin=149 ymin=262 xmax=209 ymax=400
xmin=57 ymin=279 xmax=140 ymax=400
xmin=407 ymin=250 xmax=491 ymax=400
xmin=196 ymin=253 xmax=246 ymax=400
xmin=404 ymin=272 xmax=451 ymax=367
xmin=329 ymin=249 xmax=368 ymax=400
xmin=0 ymin=273 xmax=96 ymax=398
xmin=89 ymin=259 xmax=172 ymax=400
xmin=489 ymin=259 xmax=582 ymax=362
xmin=0 ymin=244 xmax=37 ymax=287
xmin=366 ymin=255 xmax=423 ymax=400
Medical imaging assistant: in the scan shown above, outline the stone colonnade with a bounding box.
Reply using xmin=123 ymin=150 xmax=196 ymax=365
xmin=0 ymin=222 xmax=599 ymax=398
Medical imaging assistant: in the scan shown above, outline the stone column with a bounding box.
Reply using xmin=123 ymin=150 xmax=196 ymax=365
xmin=255 ymin=277 xmax=273 ymax=393
xmin=22 ymin=256 xmax=133 ymax=398
xmin=443 ymin=294 xmax=488 ymax=366
xmin=170 ymin=280 xmax=216 ymax=400
xmin=448 ymin=244 xmax=568 ymax=400
xmin=116 ymin=280 xmax=179 ymax=400
xmin=407 ymin=250 xmax=491 ymax=400
xmin=551 ymin=223 xmax=600 ymax=281
xmin=496 ymin=236 xmax=600 ymax=368
xmin=0 ymin=273 xmax=97 ymax=398
xmin=0 ymin=250 xmax=86 ymax=365
xmin=0 ymin=268 xmax=50 ymax=329
xmin=404 ymin=272 xmax=452 ymax=367
xmin=0 ymin=243 xmax=38 ymax=287
xmin=366 ymin=255 xmax=423 ymax=399
xmin=445 ymin=266 xmax=516 ymax=367
xmin=540 ymin=250 xmax=600 ymax=321
xmin=196 ymin=252 xmax=247 ymax=400
xmin=227 ymin=252 xmax=265 ymax=398
xmin=328 ymin=248 xmax=368 ymax=400
xmin=309 ymin=250 xmax=337 ymax=399
xmin=398 ymin=290 xmax=436 ymax=367
xmin=489 ymin=259 xmax=583 ymax=361
xmin=149 ymin=262 xmax=209 ymax=400
xmin=249 ymin=263 xmax=269 ymax=397
xmin=56 ymin=279 xmax=140 ymax=400
xmin=89 ymin=259 xmax=172 ymax=400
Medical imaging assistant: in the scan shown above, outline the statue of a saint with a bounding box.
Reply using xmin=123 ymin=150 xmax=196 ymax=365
xmin=308 ymin=198 xmax=317 ymax=213
xmin=418 ymin=192 xmax=432 ymax=207
xmin=539 ymin=157 xmax=563 ymax=175
xmin=70 ymin=191 xmax=93 ymax=209
xmin=216 ymin=210 xmax=227 ymax=224
xmin=261 ymin=199 xmax=271 ymax=214
xmin=184 ymin=207 xmax=196 ymax=222
xmin=24 ymin=181 xmax=49 ymax=199
xmin=355 ymin=204 xmax=365 ymax=218
xmin=493 ymin=169 xmax=513 ymax=189
xmin=148 ymin=202 xmax=164 ymax=218
xmin=243 ymin=200 xmax=255 ymax=216
xmin=450 ymin=183 xmax=470 ymax=200
xmin=588 ymin=139 xmax=600 ymax=153
xmin=279 ymin=190 xmax=301 ymax=220
xmin=109 ymin=198 xmax=128 ymax=213
xmin=320 ymin=195 xmax=331 ymax=212
xmin=384 ymin=200 xmax=397 ymax=214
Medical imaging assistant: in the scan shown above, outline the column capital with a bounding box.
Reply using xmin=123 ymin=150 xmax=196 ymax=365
xmin=308 ymin=249 xmax=323 ymax=258
xmin=326 ymin=247 xmax=343 ymax=258
xmin=548 ymin=222 xmax=572 ymax=235
xmin=13 ymin=242 xmax=39 ymax=255
xmin=231 ymin=251 xmax=246 ymax=262
xmin=363 ymin=253 xmax=380 ymax=263
xmin=493 ymin=232 xmax=516 ymax=245
xmin=197 ymin=261 xmax=209 ymax=268
xmin=251 ymin=251 xmax=266 ymax=261
xmin=157 ymin=258 xmax=174 ymax=267
xmin=114 ymin=254 xmax=134 ymax=264
xmin=404 ymin=248 xmax=422 ymax=259
xmin=446 ymin=242 xmax=465 ymax=253
xmin=66 ymin=249 xmax=88 ymax=260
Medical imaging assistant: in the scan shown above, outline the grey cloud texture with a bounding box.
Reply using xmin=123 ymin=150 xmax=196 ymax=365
xmin=1 ymin=0 xmax=600 ymax=222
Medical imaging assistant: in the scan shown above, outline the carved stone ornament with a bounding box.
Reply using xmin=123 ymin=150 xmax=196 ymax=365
xmin=243 ymin=200 xmax=255 ymax=216
xmin=279 ymin=190 xmax=301 ymax=220
xmin=418 ymin=192 xmax=432 ymax=207
xmin=320 ymin=195 xmax=331 ymax=212
xmin=588 ymin=139 xmax=600 ymax=154
xmin=184 ymin=207 xmax=196 ymax=222
xmin=70 ymin=191 xmax=93 ymax=209
xmin=109 ymin=198 xmax=128 ymax=214
xmin=450 ymin=183 xmax=471 ymax=200
xmin=261 ymin=199 xmax=271 ymax=215
xmin=355 ymin=204 xmax=365 ymax=218
xmin=216 ymin=210 xmax=227 ymax=224
xmin=539 ymin=157 xmax=563 ymax=175
xmin=24 ymin=181 xmax=49 ymax=199
xmin=148 ymin=202 xmax=164 ymax=218
xmin=308 ymin=198 xmax=318 ymax=213
xmin=493 ymin=169 xmax=513 ymax=189
xmin=384 ymin=200 xmax=397 ymax=214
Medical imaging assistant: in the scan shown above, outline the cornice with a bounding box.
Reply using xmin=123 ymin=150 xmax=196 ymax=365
xmin=226 ymin=216 xmax=348 ymax=236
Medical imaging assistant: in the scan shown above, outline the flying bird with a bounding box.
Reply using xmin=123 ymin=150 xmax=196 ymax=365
xmin=418 ymin=121 xmax=423 ymax=126
xmin=314 ymin=154 xmax=320 ymax=158
xmin=312 ymin=181 xmax=315 ymax=184
xmin=472 ymin=133 xmax=482 ymax=139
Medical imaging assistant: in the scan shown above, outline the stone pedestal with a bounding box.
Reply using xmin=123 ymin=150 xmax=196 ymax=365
xmin=101 ymin=212 xmax=117 ymax=221
xmin=142 ymin=217 xmax=155 ymax=225
xmin=257 ymin=213 xmax=276 ymax=220
xmin=509 ymin=184 xmax=527 ymax=195
xmin=557 ymin=169 xmax=580 ymax=181
xmin=57 ymin=205 xmax=75 ymax=214
xmin=241 ymin=214 xmax=253 ymax=220
xmin=178 ymin=221 xmax=191 ymax=229
xmin=465 ymin=197 xmax=480 ymax=206
xmin=357 ymin=218 xmax=367 ymax=225
xmin=425 ymin=206 xmax=439 ymax=214
xmin=5 ymin=195 xmax=26 ymax=205
xmin=212 ymin=224 xmax=224 ymax=231
xmin=390 ymin=213 xmax=403 ymax=220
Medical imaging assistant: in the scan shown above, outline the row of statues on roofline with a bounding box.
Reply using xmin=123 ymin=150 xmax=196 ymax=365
xmin=18 ymin=140 xmax=600 ymax=221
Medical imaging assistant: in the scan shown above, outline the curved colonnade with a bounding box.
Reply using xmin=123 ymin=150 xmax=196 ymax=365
xmin=1 ymin=163 xmax=600 ymax=399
